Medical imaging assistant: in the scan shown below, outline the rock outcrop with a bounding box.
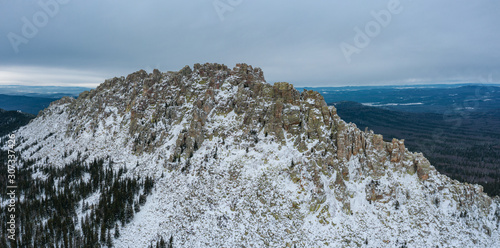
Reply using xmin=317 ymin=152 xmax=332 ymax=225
xmin=12 ymin=63 xmax=500 ymax=247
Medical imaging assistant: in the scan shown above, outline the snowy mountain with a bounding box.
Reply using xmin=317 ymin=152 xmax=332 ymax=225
xmin=2 ymin=63 xmax=500 ymax=247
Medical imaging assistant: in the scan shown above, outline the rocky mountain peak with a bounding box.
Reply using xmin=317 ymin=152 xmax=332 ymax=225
xmin=10 ymin=63 xmax=500 ymax=247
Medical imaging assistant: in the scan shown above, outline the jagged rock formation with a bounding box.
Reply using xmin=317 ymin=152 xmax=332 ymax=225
xmin=9 ymin=63 xmax=500 ymax=247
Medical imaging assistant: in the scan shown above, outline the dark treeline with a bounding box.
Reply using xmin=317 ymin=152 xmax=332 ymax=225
xmin=0 ymin=140 xmax=168 ymax=248
xmin=0 ymin=109 xmax=35 ymax=137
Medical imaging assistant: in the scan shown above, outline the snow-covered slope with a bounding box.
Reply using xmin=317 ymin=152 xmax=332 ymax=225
xmin=8 ymin=63 xmax=500 ymax=247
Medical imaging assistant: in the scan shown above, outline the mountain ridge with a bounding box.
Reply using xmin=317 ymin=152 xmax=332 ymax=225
xmin=0 ymin=108 xmax=34 ymax=137
xmin=6 ymin=63 xmax=500 ymax=247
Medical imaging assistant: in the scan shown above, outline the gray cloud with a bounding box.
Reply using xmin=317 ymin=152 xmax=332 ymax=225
xmin=1 ymin=0 xmax=499 ymax=87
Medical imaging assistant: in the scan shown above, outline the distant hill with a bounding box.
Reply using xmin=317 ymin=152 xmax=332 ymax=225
xmin=333 ymin=101 xmax=500 ymax=196
xmin=0 ymin=85 xmax=90 ymax=98
xmin=0 ymin=108 xmax=35 ymax=137
xmin=0 ymin=94 xmax=57 ymax=115
xmin=300 ymin=84 xmax=500 ymax=113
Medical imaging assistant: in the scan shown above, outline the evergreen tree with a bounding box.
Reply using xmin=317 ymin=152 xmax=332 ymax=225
xmin=125 ymin=204 xmax=134 ymax=223
xmin=100 ymin=223 xmax=107 ymax=243
xmin=106 ymin=229 xmax=113 ymax=247
xmin=168 ymin=235 xmax=174 ymax=248
xmin=114 ymin=224 xmax=120 ymax=239
xmin=134 ymin=201 xmax=141 ymax=213
xmin=139 ymin=194 xmax=147 ymax=206
xmin=0 ymin=235 xmax=7 ymax=248
xmin=159 ymin=236 xmax=166 ymax=248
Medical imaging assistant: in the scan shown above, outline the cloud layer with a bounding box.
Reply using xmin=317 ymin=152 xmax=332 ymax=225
xmin=1 ymin=0 xmax=499 ymax=87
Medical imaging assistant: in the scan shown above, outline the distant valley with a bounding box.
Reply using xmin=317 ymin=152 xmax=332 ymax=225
xmin=0 ymin=85 xmax=89 ymax=115
xmin=0 ymin=94 xmax=55 ymax=115
xmin=299 ymin=84 xmax=500 ymax=113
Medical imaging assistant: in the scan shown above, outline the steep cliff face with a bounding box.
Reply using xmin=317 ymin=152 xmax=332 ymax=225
xmin=12 ymin=63 xmax=500 ymax=247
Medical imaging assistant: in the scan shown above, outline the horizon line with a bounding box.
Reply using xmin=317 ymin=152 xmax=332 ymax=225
xmin=2 ymin=82 xmax=500 ymax=90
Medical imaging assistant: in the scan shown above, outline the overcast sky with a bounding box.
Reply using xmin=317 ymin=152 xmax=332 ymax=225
xmin=1 ymin=0 xmax=499 ymax=87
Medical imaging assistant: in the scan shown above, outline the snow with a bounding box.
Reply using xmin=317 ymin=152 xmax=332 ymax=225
xmin=362 ymin=102 xmax=424 ymax=107
xmin=3 ymin=67 xmax=499 ymax=247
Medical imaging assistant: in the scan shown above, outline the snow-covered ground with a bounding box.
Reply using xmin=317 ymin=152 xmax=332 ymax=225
xmin=5 ymin=64 xmax=500 ymax=247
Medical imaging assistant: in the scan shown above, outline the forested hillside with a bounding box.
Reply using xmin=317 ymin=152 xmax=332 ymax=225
xmin=0 ymin=109 xmax=34 ymax=137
